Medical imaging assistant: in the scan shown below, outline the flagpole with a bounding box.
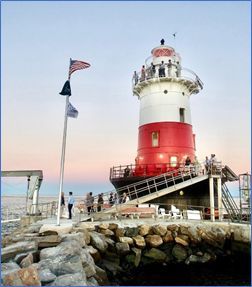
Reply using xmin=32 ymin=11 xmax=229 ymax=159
xmin=57 ymin=59 xmax=72 ymax=226
xmin=57 ymin=95 xmax=69 ymax=225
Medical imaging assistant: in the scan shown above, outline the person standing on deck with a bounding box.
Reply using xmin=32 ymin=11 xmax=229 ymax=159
xmin=60 ymin=192 xmax=65 ymax=218
xmin=68 ymin=192 xmax=75 ymax=219
xmin=97 ymin=193 xmax=104 ymax=212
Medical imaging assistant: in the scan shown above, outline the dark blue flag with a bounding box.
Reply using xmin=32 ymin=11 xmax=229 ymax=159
xmin=59 ymin=80 xmax=71 ymax=96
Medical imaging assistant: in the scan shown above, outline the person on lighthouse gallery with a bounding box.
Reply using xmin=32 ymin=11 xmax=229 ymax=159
xmin=159 ymin=61 xmax=165 ymax=77
xmin=67 ymin=191 xmax=75 ymax=219
xmin=176 ymin=61 xmax=182 ymax=77
xmin=151 ymin=62 xmax=156 ymax=77
xmin=168 ymin=59 xmax=172 ymax=77
xmin=140 ymin=65 xmax=146 ymax=81
xmin=133 ymin=71 xmax=138 ymax=85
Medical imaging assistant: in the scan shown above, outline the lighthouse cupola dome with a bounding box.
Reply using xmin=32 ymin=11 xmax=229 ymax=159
xmin=150 ymin=39 xmax=181 ymax=66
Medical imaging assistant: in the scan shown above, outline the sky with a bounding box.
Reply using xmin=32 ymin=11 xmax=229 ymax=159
xmin=1 ymin=1 xmax=251 ymax=197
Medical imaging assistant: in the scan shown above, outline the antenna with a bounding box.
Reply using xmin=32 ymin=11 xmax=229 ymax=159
xmin=172 ymin=32 xmax=177 ymax=49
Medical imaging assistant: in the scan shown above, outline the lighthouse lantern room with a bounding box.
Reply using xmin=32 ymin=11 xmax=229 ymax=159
xmin=110 ymin=39 xmax=203 ymax=188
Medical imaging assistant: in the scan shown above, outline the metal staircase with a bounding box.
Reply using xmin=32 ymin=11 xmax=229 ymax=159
xmin=220 ymin=183 xmax=240 ymax=222
xmin=103 ymin=167 xmax=208 ymax=213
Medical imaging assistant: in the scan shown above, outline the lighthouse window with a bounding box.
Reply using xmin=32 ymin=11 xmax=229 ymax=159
xmin=170 ymin=156 xmax=177 ymax=167
xmin=179 ymin=108 xmax=185 ymax=123
xmin=152 ymin=131 xmax=159 ymax=147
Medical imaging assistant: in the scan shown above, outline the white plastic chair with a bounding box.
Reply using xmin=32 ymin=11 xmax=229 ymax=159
xmin=170 ymin=205 xmax=182 ymax=219
xmin=158 ymin=208 xmax=171 ymax=219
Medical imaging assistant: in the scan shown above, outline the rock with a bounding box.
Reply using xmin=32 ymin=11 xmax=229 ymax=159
xmin=103 ymin=251 xmax=120 ymax=265
xmin=82 ymin=228 xmax=91 ymax=245
xmin=201 ymin=231 xmax=218 ymax=247
xmin=188 ymin=226 xmax=201 ymax=243
xmin=14 ymin=253 xmax=30 ymax=265
xmin=50 ymin=272 xmax=87 ymax=286
xmin=185 ymin=252 xmax=212 ymax=265
xmin=39 ymin=224 xmax=73 ymax=236
xmin=98 ymin=223 xmax=109 ymax=230
xmin=116 ymin=242 xmax=130 ymax=255
xmin=90 ymin=231 xmax=108 ymax=253
xmin=2 ymin=266 xmax=41 ymax=286
xmin=125 ymin=254 xmax=135 ymax=265
xmin=138 ymin=224 xmax=150 ymax=236
xmin=1 ymin=262 xmax=20 ymax=278
xmin=24 ymin=233 xmax=40 ymax=239
xmin=80 ymin=249 xmax=96 ymax=278
xmin=38 ymin=268 xmax=56 ymax=284
xmin=99 ymin=229 xmax=114 ymax=237
xmin=185 ymin=254 xmax=199 ymax=265
xmin=133 ymin=235 xmax=146 ymax=249
xmin=1 ymin=235 xmax=13 ymax=247
xmin=101 ymin=259 xmax=123 ymax=275
xmin=162 ymin=230 xmax=174 ymax=243
xmin=94 ymin=265 xmax=110 ymax=286
xmin=108 ymin=223 xmax=118 ymax=230
xmin=144 ymin=248 xmax=167 ymax=262
xmin=175 ymin=235 xmax=189 ymax=246
xmin=125 ymin=227 xmax=139 ymax=237
xmin=87 ymin=276 xmax=99 ymax=286
xmin=115 ymin=228 xmax=125 ymax=238
xmin=27 ymin=223 xmax=43 ymax=234
xmin=159 ymin=243 xmax=174 ymax=262
xmin=167 ymin=224 xmax=179 ymax=232
xmin=60 ymin=232 xmax=86 ymax=247
xmin=20 ymin=253 xmax=33 ymax=268
xmin=40 ymin=240 xmax=82 ymax=260
xmin=86 ymin=245 xmax=101 ymax=262
xmin=179 ymin=224 xmax=190 ymax=236
xmin=1 ymin=241 xmax=37 ymax=262
xmin=152 ymin=225 xmax=167 ymax=236
xmin=11 ymin=234 xmax=25 ymax=243
xmin=119 ymin=236 xmax=134 ymax=245
xmin=145 ymin=235 xmax=163 ymax=248
xmin=78 ymin=222 xmax=96 ymax=231
xmin=39 ymin=254 xmax=83 ymax=277
xmin=105 ymin=237 xmax=115 ymax=246
xmin=36 ymin=235 xmax=61 ymax=248
xmin=132 ymin=247 xmax=142 ymax=267
xmin=201 ymin=252 xmax=212 ymax=263
xmin=172 ymin=244 xmax=188 ymax=261
xmin=212 ymin=226 xmax=226 ymax=246
xmin=196 ymin=251 xmax=204 ymax=256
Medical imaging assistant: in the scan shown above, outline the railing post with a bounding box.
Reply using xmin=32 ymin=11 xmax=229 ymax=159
xmin=217 ymin=177 xmax=223 ymax=221
xmin=209 ymin=177 xmax=215 ymax=222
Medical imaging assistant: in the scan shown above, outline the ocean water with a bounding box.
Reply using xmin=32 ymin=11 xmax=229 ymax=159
xmin=1 ymin=178 xmax=114 ymax=197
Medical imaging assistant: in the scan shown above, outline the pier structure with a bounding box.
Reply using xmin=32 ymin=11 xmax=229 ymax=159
xmin=1 ymin=170 xmax=43 ymax=217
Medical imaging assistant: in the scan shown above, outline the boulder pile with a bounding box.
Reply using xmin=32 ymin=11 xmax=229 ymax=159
xmin=1 ymin=221 xmax=248 ymax=286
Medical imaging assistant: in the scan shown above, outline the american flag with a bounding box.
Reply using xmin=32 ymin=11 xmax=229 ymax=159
xmin=68 ymin=58 xmax=90 ymax=78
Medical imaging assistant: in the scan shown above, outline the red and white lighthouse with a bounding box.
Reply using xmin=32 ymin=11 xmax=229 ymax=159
xmin=110 ymin=39 xmax=203 ymax=188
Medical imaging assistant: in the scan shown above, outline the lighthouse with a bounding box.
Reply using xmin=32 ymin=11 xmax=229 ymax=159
xmin=108 ymin=40 xmax=241 ymax=221
xmin=110 ymin=39 xmax=203 ymax=189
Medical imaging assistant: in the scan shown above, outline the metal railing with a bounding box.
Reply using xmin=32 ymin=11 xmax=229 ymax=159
xmin=28 ymin=201 xmax=58 ymax=218
xmin=110 ymin=161 xmax=222 ymax=180
xmin=132 ymin=65 xmax=203 ymax=94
